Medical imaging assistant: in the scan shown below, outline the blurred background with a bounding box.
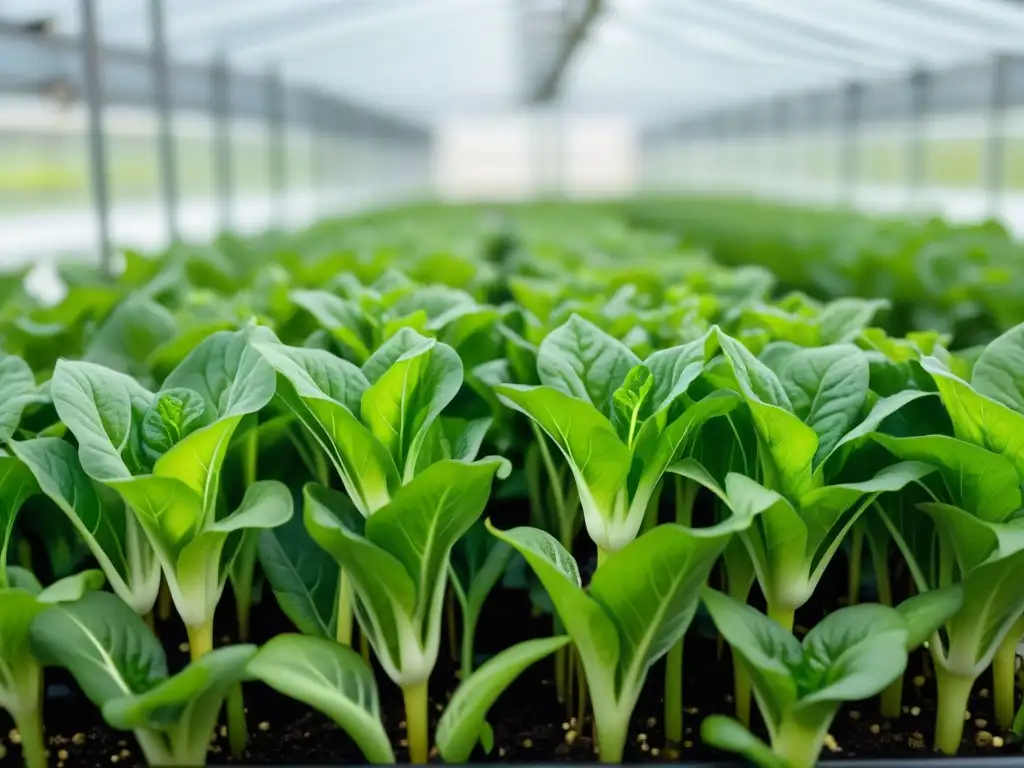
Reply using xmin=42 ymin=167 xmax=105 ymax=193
xmin=4 ymin=0 xmax=1024 ymax=286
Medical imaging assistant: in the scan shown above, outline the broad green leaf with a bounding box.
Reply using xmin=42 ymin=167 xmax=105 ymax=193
xmin=140 ymin=387 xmax=206 ymax=466
xmin=30 ymin=591 xmax=167 ymax=706
xmin=84 ymin=296 xmax=177 ymax=382
xmin=716 ymin=329 xmax=792 ymax=409
xmin=259 ymin=513 xmax=339 ymax=639
xmin=441 ymin=417 xmax=492 ymax=462
xmin=872 ymin=434 xmax=1021 ymax=522
xmin=777 ymin=345 xmax=869 ymax=465
xmin=895 ymin=586 xmax=964 ymax=650
xmin=0 ymin=354 xmax=43 ymax=442
xmin=495 ymin=384 xmax=630 ymax=535
xmin=436 ymin=635 xmax=570 ymax=763
xmin=152 ymin=415 xmax=241 ymax=523
xmin=817 ymin=298 xmax=889 ymax=345
xmin=450 ymin=521 xmax=514 ymax=622
xmin=51 ymin=360 xmax=153 ymax=481
xmin=971 ymin=323 xmax=1024 ymax=413
xmin=701 ymin=715 xmax=787 ymax=768
xmin=107 ymin=475 xmax=203 ymax=560
xmin=35 ymin=569 xmax=106 ymax=604
xmin=485 ymin=523 xmax=620 ymax=682
xmin=537 ymin=314 xmax=640 ymax=415
xmin=290 ymin=289 xmax=375 ymax=363
xmin=255 ymin=343 xmax=367 ymax=415
xmin=366 ymin=458 xmax=510 ymax=625
xmin=824 ymin=389 xmax=936 ymax=470
xmin=643 ymin=328 xmax=719 ymax=413
xmin=360 ymin=333 xmax=462 ymax=480
xmin=0 ymin=454 xmax=38 ymax=587
xmin=247 ymin=634 xmax=394 ymax=764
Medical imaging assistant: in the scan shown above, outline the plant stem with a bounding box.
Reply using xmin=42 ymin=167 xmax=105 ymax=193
xmin=767 ymin=602 xmax=795 ymax=633
xmin=933 ymin=665 xmax=974 ymax=755
xmin=871 ymin=536 xmax=903 ymax=718
xmin=143 ymin=611 xmax=155 ymax=631
xmin=336 ymin=570 xmax=353 ymax=646
xmin=226 ymin=683 xmax=249 ymax=758
xmin=566 ymin=644 xmax=576 ymax=719
xmin=360 ymin=631 xmax=370 ymax=664
xmin=157 ymin=578 xmax=172 ymax=622
xmin=576 ymin=653 xmax=589 ymax=733
xmin=460 ymin=609 xmax=477 ymax=681
xmin=402 ymin=680 xmax=430 ymax=764
xmin=595 ymin=715 xmax=628 ymax=764
xmin=993 ymin=635 xmax=1018 ymax=730
xmin=774 ymin=715 xmax=827 ymax=768
xmin=446 ymin=589 xmax=459 ymax=665
xmin=187 ymin=621 xmax=214 ymax=661
xmin=597 ymin=547 xmax=610 ymax=569
xmin=664 ymin=639 xmax=684 ymax=743
xmin=14 ymin=706 xmax=46 ymax=768
xmin=846 ymin=525 xmax=864 ymax=606
xmin=733 ymin=653 xmax=751 ymax=728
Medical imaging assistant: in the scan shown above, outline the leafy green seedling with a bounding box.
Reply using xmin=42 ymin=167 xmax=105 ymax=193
xmin=51 ymin=326 xmax=293 ymax=656
xmin=701 ymin=585 xmax=963 ymax=768
xmin=303 ymin=455 xmax=510 ymax=763
xmin=30 ymin=591 xmax=256 ymax=767
xmin=249 ymin=632 xmax=567 ymax=765
xmin=0 ymin=569 xmax=104 ymax=768
xmin=488 ymin=511 xmax=756 ymax=763
xmin=450 ymin=521 xmax=514 ymax=679
xmin=495 ymin=315 xmax=735 ymax=556
xmin=675 ymin=331 xmax=935 ymax=629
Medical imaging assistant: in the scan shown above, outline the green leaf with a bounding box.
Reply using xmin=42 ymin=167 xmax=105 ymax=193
xmin=259 ymin=512 xmax=339 ymax=639
xmin=247 ymin=634 xmax=394 ymax=764
xmin=51 ymin=360 xmax=154 ymax=481
xmin=441 ymin=417 xmax=492 ymax=462
xmin=485 ymin=522 xmax=620 ymax=686
xmin=895 ymin=586 xmax=964 ymax=650
xmin=0 ymin=354 xmax=43 ymax=442
xmin=366 ymin=458 xmax=510 ymax=625
xmin=36 ymin=569 xmax=106 ymax=603
xmin=643 ymin=328 xmax=719 ymax=414
xmin=30 ymin=591 xmax=167 ymax=707
xmin=495 ymin=384 xmax=630 ymax=546
xmin=436 ymin=635 xmax=570 ymax=763
xmin=971 ymin=323 xmax=1024 ymax=413
xmin=612 ymin=364 xmax=654 ymax=439
xmin=450 ymin=521 xmax=514 ymax=623
xmin=872 ymin=434 xmax=1021 ymax=522
xmin=290 ymin=289 xmax=375 ymax=363
xmin=140 ymin=388 xmax=206 ymax=466
xmin=0 ymin=454 xmax=38 ymax=588
xmin=84 ymin=296 xmax=177 ymax=382
xmin=537 ymin=314 xmax=640 ymax=416
xmin=360 ymin=332 xmax=463 ymax=480
xmin=701 ymin=715 xmax=788 ymax=768
xmin=817 ymin=298 xmax=889 ymax=345
xmin=777 ymin=345 xmax=869 ymax=465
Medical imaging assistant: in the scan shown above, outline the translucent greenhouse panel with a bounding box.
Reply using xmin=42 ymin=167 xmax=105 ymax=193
xmin=1004 ymin=109 xmax=1024 ymax=191
xmin=860 ymin=122 xmax=910 ymax=189
xmin=924 ymin=113 xmax=983 ymax=190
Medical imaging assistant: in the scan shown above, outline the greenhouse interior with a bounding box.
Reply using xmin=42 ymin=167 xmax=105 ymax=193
xmin=5 ymin=1 xmax=1024 ymax=767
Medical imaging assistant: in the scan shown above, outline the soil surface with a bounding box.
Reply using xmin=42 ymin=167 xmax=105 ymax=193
xmin=4 ymin=497 xmax=1023 ymax=765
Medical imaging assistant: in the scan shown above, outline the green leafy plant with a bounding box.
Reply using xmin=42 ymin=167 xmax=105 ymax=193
xmin=302 ymin=455 xmax=510 ymax=762
xmin=495 ymin=315 xmax=735 ymax=556
xmin=700 ymin=585 xmax=963 ymax=768
xmin=30 ymin=591 xmax=256 ymax=767
xmin=488 ymin=510 xmax=756 ymax=763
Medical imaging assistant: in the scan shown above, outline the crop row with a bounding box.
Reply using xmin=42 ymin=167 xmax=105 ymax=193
xmin=0 ymin=205 xmax=1020 ymax=768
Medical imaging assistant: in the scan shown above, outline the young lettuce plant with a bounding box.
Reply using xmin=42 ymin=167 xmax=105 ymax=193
xmin=51 ymin=326 xmax=294 ymax=657
xmin=302 ymin=455 xmax=510 ymax=763
xmin=700 ymin=585 xmax=962 ymax=768
xmin=30 ymin=591 xmax=256 ymax=767
xmin=494 ymin=315 xmax=736 ymax=557
xmin=0 ymin=568 xmax=104 ymax=768
xmin=249 ymin=632 xmax=567 ymax=765
xmin=673 ymin=331 xmax=935 ymax=630
xmin=487 ymin=508 xmax=758 ymax=764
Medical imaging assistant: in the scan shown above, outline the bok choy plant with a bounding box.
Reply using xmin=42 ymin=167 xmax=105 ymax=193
xmin=301 ymin=454 xmax=510 ymax=763
xmin=30 ymin=591 xmax=256 ymax=767
xmin=249 ymin=631 xmax=567 ymax=764
xmin=51 ymin=325 xmax=294 ymax=657
xmin=0 ymin=568 xmax=104 ymax=768
xmin=488 ymin=507 xmax=757 ymax=763
xmin=674 ymin=331 xmax=935 ymax=630
xmin=700 ymin=585 xmax=962 ymax=768
xmin=869 ymin=323 xmax=1024 ymax=749
xmin=494 ymin=315 xmax=735 ymax=556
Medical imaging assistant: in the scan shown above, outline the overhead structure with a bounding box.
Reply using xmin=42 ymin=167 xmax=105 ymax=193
xmin=523 ymin=0 xmax=604 ymax=104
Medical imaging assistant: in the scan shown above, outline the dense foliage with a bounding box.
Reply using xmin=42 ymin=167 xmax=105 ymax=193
xmin=0 ymin=202 xmax=1022 ymax=767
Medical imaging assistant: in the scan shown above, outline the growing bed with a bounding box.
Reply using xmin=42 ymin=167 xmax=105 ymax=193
xmin=0 ymin=202 xmax=1022 ymax=768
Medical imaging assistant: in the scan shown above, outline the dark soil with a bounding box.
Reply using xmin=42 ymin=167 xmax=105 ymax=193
xmin=5 ymin=497 xmax=1024 ymax=765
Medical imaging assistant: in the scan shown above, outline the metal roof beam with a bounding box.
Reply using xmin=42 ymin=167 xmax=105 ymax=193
xmin=529 ymin=0 xmax=605 ymax=103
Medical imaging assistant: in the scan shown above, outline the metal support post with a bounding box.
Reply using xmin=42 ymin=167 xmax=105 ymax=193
xmin=310 ymin=93 xmax=324 ymax=199
xmin=774 ymin=96 xmax=789 ymax=196
xmin=908 ymin=68 xmax=930 ymax=205
xmin=265 ymin=67 xmax=287 ymax=222
xmin=985 ymin=54 xmax=1010 ymax=217
xmin=210 ymin=53 xmax=233 ymax=231
xmin=149 ymin=0 xmax=179 ymax=243
xmin=79 ymin=0 xmax=113 ymax=275
xmin=840 ymin=81 xmax=863 ymax=206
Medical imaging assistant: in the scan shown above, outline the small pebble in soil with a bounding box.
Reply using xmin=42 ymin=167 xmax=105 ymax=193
xmin=976 ymin=731 xmax=994 ymax=747
xmin=565 ymin=730 xmax=577 ymax=746
xmin=498 ymin=748 xmax=506 ymax=757
xmin=994 ymin=737 xmax=1005 ymax=748
xmin=849 ymin=710 xmax=861 ymax=720
xmin=72 ymin=733 xmax=86 ymax=746
xmin=636 ymin=733 xmax=647 ymax=743
xmin=57 ymin=749 xmax=69 ymax=761
xmin=646 ymin=717 xmax=656 ymax=729
xmin=651 ymin=748 xmax=660 ymax=757
xmin=110 ymin=755 xmax=119 ymax=763
xmin=10 ymin=728 xmax=21 ymax=744
xmin=683 ymin=741 xmax=693 ymax=749
xmin=521 ymin=738 xmax=533 ymax=749
xmin=119 ymin=749 xmax=130 ymax=759
xmin=257 ymin=722 xmax=270 ymax=732
xmin=0 ymin=744 xmax=6 ymax=759
xmin=976 ymin=718 xmax=989 ymax=728
xmin=908 ymin=732 xmax=925 ymax=750
xmin=913 ymin=675 xmax=926 ymax=687
xmin=824 ymin=735 xmax=841 ymax=753
xmin=965 ymin=710 xmax=972 ymax=720
xmin=178 ymin=642 xmax=189 ymax=653
xmin=399 ymin=739 xmax=408 ymax=748
xmin=641 ymin=742 xmax=650 ymax=753
xmin=980 ymin=688 xmax=990 ymax=698
xmin=910 ymin=706 xmax=921 ymax=716
xmin=869 ymin=724 xmax=881 ymax=735
xmin=219 ymin=726 xmax=227 ymax=737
